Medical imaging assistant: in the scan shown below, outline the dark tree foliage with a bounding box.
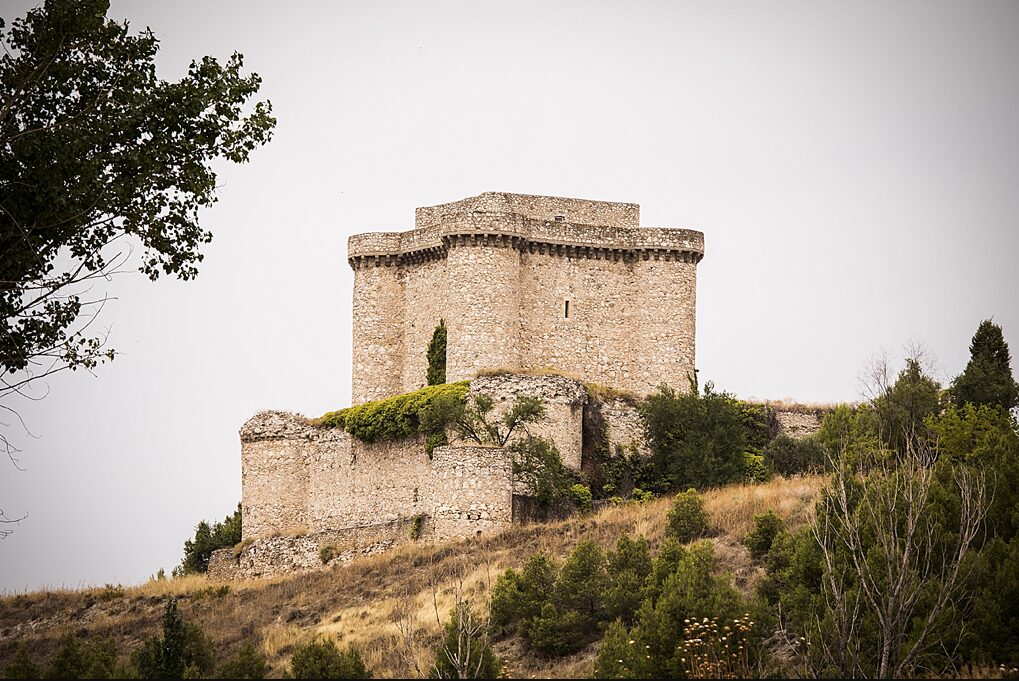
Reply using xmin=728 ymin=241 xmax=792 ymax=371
xmin=290 ymin=640 xmax=372 ymax=680
xmin=0 ymin=0 xmax=274 ymax=399
xmin=4 ymin=648 xmax=41 ymax=679
xmin=665 ymin=488 xmax=709 ymax=543
xmin=952 ymin=319 xmax=1019 ymax=413
xmin=640 ymin=383 xmax=750 ymax=491
xmin=217 ymin=643 xmax=269 ymax=679
xmin=426 ymin=319 xmax=447 ymax=385
xmin=131 ymin=597 xmax=213 ymax=679
xmin=763 ymin=433 xmax=826 ymax=475
xmin=873 ymin=358 xmax=942 ymax=457
xmin=176 ymin=502 xmax=241 ymax=575
xmin=510 ymin=436 xmax=579 ymax=516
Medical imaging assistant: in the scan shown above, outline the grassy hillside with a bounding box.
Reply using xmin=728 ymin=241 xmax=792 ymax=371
xmin=0 ymin=475 xmax=823 ymax=678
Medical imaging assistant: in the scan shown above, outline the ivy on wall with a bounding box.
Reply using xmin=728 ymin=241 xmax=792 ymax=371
xmin=315 ymin=381 xmax=469 ymax=443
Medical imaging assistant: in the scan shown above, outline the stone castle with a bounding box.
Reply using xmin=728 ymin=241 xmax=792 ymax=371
xmin=211 ymin=192 xmax=814 ymax=580
xmin=349 ymin=192 xmax=704 ymax=402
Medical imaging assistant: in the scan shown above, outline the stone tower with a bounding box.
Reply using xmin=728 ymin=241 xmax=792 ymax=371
xmin=347 ymin=192 xmax=704 ymax=404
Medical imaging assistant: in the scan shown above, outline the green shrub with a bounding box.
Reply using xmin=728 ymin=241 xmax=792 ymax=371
xmin=568 ymin=484 xmax=593 ymax=513
xmin=317 ymin=381 xmax=470 ymax=442
xmin=527 ymin=602 xmax=587 ymax=656
xmin=319 ymin=545 xmax=336 ymax=564
xmin=744 ymin=510 xmax=784 ymax=559
xmin=426 ymin=319 xmax=447 ymax=386
xmin=951 ymin=319 xmax=1019 ymax=413
xmin=130 ymin=598 xmax=213 ymax=679
xmin=666 ymin=489 xmax=709 ymax=543
xmin=176 ymin=502 xmax=242 ymax=576
xmin=5 ymin=648 xmax=41 ymax=679
xmin=604 ymin=535 xmax=652 ymax=625
xmin=741 ymin=452 xmax=770 ymax=483
xmin=39 ymin=635 xmax=119 ymax=679
xmin=763 ymin=434 xmax=825 ymax=476
xmin=430 ymin=603 xmax=500 ymax=679
xmin=290 ymin=640 xmax=372 ymax=679
xmin=630 ymin=487 xmax=653 ymax=503
xmin=217 ymin=643 xmax=268 ymax=679
xmin=640 ymin=383 xmax=753 ymax=492
xmin=555 ymin=540 xmax=608 ymax=636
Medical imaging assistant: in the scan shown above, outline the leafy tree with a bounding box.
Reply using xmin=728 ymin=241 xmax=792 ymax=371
xmin=290 ymin=640 xmax=371 ymax=680
xmin=175 ymin=503 xmax=241 ymax=575
xmin=952 ymin=319 xmax=1019 ymax=413
xmin=426 ymin=319 xmax=447 ymax=385
xmin=490 ymin=553 xmax=558 ymax=639
xmin=555 ymin=539 xmax=608 ymax=635
xmin=510 ymin=436 xmax=578 ymax=515
xmin=456 ymin=393 xmax=545 ymax=447
xmin=217 ymin=643 xmax=269 ymax=680
xmin=814 ymin=403 xmax=883 ymax=468
xmin=131 ymin=597 xmax=213 ymax=679
xmin=665 ymin=488 xmax=709 ymax=543
xmin=430 ymin=604 xmax=499 ymax=679
xmin=0 ymin=0 xmax=274 ymax=414
xmin=640 ymin=383 xmax=751 ymax=491
xmin=43 ymin=635 xmax=86 ymax=679
xmin=873 ymin=358 xmax=942 ymax=457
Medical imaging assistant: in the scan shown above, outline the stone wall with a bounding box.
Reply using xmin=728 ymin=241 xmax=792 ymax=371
xmin=347 ymin=192 xmax=704 ymax=404
xmin=431 ymin=445 xmax=513 ymax=541
xmin=207 ymin=517 xmax=427 ymax=580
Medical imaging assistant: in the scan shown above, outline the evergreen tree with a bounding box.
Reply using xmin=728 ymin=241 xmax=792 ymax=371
xmin=952 ymin=319 xmax=1019 ymax=413
xmin=426 ymin=319 xmax=447 ymax=385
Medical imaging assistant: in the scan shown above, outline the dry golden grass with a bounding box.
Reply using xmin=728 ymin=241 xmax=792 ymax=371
xmin=744 ymin=399 xmax=847 ymax=414
xmin=702 ymin=474 xmax=825 ymax=538
xmin=0 ymin=474 xmax=829 ymax=679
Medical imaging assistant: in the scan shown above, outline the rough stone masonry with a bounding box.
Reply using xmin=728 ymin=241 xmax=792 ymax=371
xmin=348 ymin=192 xmax=705 ymax=403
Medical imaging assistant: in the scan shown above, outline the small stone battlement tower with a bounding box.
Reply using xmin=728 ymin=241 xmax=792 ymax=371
xmin=348 ymin=192 xmax=704 ymax=404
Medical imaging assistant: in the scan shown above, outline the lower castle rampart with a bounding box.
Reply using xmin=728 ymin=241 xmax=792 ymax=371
xmin=215 ymin=375 xmax=827 ymax=580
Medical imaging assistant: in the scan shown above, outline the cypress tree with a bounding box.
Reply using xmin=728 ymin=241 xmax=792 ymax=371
xmin=952 ymin=320 xmax=1019 ymax=412
xmin=426 ymin=319 xmax=447 ymax=385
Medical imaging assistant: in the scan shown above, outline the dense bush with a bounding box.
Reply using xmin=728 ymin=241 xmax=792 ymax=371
xmin=744 ymin=510 xmax=784 ymax=559
xmin=813 ymin=403 xmax=883 ymax=467
xmin=510 ymin=436 xmax=580 ymax=516
xmin=290 ymin=640 xmax=372 ymax=679
xmin=741 ymin=452 xmax=770 ymax=483
xmin=4 ymin=649 xmax=40 ymax=679
xmin=131 ymin=598 xmax=214 ymax=679
xmin=594 ymin=540 xmax=761 ymax=679
xmin=763 ymin=433 xmax=825 ymax=475
xmin=430 ymin=604 xmax=501 ymax=679
xmin=317 ymin=381 xmax=470 ymax=442
xmin=217 ymin=643 xmax=269 ymax=679
xmin=665 ymin=489 xmax=709 ymax=543
xmin=491 ymin=536 xmax=652 ymax=656
xmin=176 ymin=503 xmax=242 ymax=576
xmin=873 ymin=358 xmax=942 ymax=457
xmin=42 ymin=634 xmax=119 ymax=679
xmin=568 ymin=484 xmax=593 ymax=513
xmin=426 ymin=319 xmax=447 ymax=386
xmin=640 ymin=383 xmax=754 ymax=492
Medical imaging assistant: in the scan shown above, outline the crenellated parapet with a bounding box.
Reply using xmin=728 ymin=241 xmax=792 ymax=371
xmin=347 ymin=210 xmax=704 ymax=269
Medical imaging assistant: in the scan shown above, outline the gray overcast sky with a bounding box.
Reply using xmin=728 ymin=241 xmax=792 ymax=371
xmin=2 ymin=0 xmax=1017 ymax=591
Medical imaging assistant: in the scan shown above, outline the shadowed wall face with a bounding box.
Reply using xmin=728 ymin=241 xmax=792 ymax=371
xmin=348 ymin=192 xmax=704 ymax=403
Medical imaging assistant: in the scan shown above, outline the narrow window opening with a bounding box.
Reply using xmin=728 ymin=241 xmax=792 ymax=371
xmin=564 ymin=300 xmax=570 ymax=318
xmin=554 ymin=215 xmax=565 ymax=223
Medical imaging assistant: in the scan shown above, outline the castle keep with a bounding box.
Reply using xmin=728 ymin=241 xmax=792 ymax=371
xmin=212 ymin=193 xmax=717 ymax=580
xmin=349 ymin=192 xmax=705 ymax=402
